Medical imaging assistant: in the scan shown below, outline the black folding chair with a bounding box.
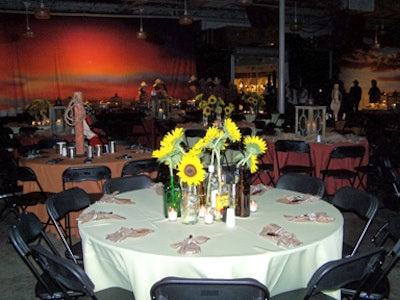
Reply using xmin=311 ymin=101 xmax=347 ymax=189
xmin=46 ymin=187 xmax=90 ymax=264
xmin=8 ymin=211 xmax=84 ymax=299
xmin=103 ymin=175 xmax=153 ymax=194
xmin=343 ymin=215 xmax=400 ymax=299
xmin=31 ymin=244 xmax=135 ymax=300
xmin=332 ymin=186 xmax=379 ymax=257
xmin=271 ymin=248 xmax=385 ymax=300
xmin=121 ymin=158 xmax=158 ymax=177
xmin=62 ymin=165 xmax=111 ymax=203
xmin=150 ymin=277 xmax=269 ymax=300
xmin=276 ymin=173 xmax=326 ymax=198
xmin=320 ymin=145 xmax=366 ymax=195
xmin=274 ymin=140 xmax=313 ymax=176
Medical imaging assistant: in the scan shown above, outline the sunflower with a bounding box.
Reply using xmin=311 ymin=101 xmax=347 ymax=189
xmin=243 ymin=135 xmax=267 ymax=155
xmin=208 ymin=95 xmax=217 ymax=105
xmin=224 ymin=103 xmax=234 ymax=116
xmin=248 ymin=154 xmax=259 ymax=173
xmin=160 ymin=127 xmax=184 ymax=148
xmin=202 ymin=127 xmax=222 ymax=148
xmin=152 ymin=143 xmax=174 ymax=162
xmin=177 ymin=154 xmax=206 ymax=185
xmin=224 ymin=118 xmax=241 ymax=142
xmin=203 ymin=106 xmax=212 ymax=116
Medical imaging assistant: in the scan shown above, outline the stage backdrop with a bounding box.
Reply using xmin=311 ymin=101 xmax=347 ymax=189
xmin=0 ymin=14 xmax=196 ymax=110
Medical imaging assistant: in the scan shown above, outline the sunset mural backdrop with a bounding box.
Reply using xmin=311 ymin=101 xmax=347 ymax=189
xmin=0 ymin=14 xmax=196 ymax=110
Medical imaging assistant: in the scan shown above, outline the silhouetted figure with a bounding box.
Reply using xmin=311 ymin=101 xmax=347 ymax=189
xmin=368 ymin=79 xmax=381 ymax=103
xmin=349 ymin=80 xmax=362 ymax=114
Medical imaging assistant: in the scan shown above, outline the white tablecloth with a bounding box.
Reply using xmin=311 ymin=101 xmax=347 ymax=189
xmin=79 ymin=187 xmax=343 ymax=300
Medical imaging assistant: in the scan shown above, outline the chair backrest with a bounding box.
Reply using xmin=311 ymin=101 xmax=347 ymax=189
xmin=150 ymin=276 xmax=270 ymax=300
xmin=16 ymin=166 xmax=44 ymax=192
xmin=304 ymin=248 xmax=385 ymax=300
xmin=8 ymin=212 xmax=64 ymax=299
xmin=121 ymin=158 xmax=158 ymax=177
xmin=31 ymin=244 xmax=96 ymax=299
xmin=332 ymin=186 xmax=379 ymax=256
xmin=103 ymin=175 xmax=153 ymax=194
xmin=62 ymin=165 xmax=111 ymax=190
xmin=276 ymin=173 xmax=326 ymax=198
xmin=275 ymin=140 xmax=310 ymax=154
xmin=325 ymin=145 xmax=365 ymax=170
xmin=239 ymin=127 xmax=252 ymax=136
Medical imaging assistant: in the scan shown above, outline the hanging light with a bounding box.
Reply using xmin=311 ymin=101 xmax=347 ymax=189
xmin=23 ymin=1 xmax=34 ymax=38
xmin=290 ymin=1 xmax=302 ymax=32
xmin=179 ymin=0 xmax=193 ymax=25
xmin=236 ymin=0 xmax=253 ymax=7
xmin=372 ymin=25 xmax=380 ymax=49
xmin=137 ymin=8 xmax=147 ymax=39
xmin=34 ymin=0 xmax=51 ymax=19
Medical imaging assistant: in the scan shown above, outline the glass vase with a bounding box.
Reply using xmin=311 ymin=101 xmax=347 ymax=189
xmin=181 ymin=184 xmax=200 ymax=225
xmin=235 ymin=167 xmax=250 ymax=217
xmin=163 ymin=175 xmax=182 ymax=218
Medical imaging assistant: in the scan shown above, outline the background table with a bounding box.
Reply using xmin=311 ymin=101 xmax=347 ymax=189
xmin=79 ymin=187 xmax=343 ymax=299
xmin=19 ymin=149 xmax=152 ymax=236
xmin=259 ymin=133 xmax=369 ymax=195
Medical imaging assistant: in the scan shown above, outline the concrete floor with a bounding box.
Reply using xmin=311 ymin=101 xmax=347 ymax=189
xmin=1 ymin=202 xmax=400 ymax=299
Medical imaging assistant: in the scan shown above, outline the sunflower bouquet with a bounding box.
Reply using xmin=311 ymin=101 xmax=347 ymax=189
xmin=241 ymin=92 xmax=265 ymax=114
xmin=196 ymin=93 xmax=228 ymax=126
xmin=24 ymin=99 xmax=52 ymax=120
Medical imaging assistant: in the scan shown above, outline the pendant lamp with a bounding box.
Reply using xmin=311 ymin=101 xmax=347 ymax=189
xmin=34 ymin=0 xmax=51 ymax=19
xmin=179 ymin=0 xmax=193 ymax=25
xmin=137 ymin=8 xmax=147 ymax=39
xmin=23 ymin=1 xmax=34 ymax=38
xmin=290 ymin=1 xmax=302 ymax=32
xmin=236 ymin=0 xmax=253 ymax=7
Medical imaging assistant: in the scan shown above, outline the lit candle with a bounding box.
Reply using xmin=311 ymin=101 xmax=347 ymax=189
xmin=55 ymin=118 xmax=64 ymax=133
xmin=204 ymin=210 xmax=214 ymax=224
xmin=312 ymin=121 xmax=317 ymax=133
xmin=168 ymin=208 xmax=177 ymax=222
xmin=250 ymin=200 xmax=258 ymax=212
xmin=199 ymin=205 xmax=206 ymax=218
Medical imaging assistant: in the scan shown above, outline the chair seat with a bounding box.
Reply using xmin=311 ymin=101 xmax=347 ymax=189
xmin=35 ymin=273 xmax=84 ymax=299
xmin=280 ymin=165 xmax=313 ymax=175
xmin=271 ymin=288 xmax=336 ymax=300
xmin=65 ymin=241 xmax=83 ymax=262
xmin=320 ymin=169 xmax=357 ymax=179
xmin=86 ymin=287 xmax=135 ymax=300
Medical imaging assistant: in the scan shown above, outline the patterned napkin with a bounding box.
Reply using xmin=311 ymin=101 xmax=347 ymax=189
xmin=259 ymin=224 xmax=303 ymax=248
xmin=106 ymin=227 xmax=154 ymax=242
xmin=284 ymin=212 xmax=335 ymax=223
xmin=276 ymin=194 xmax=320 ymax=204
xmin=171 ymin=235 xmax=210 ymax=254
xmin=77 ymin=209 xmax=126 ymax=224
xmin=96 ymin=191 xmax=134 ymax=204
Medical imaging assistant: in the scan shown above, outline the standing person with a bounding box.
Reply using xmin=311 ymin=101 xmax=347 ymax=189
xmin=368 ymin=79 xmax=381 ymax=103
xmin=136 ymin=81 xmax=148 ymax=111
xmin=349 ymin=80 xmax=362 ymax=114
xmin=153 ymin=78 xmax=168 ymax=98
xmin=188 ymin=75 xmax=200 ymax=99
xmin=330 ymin=83 xmax=342 ymax=121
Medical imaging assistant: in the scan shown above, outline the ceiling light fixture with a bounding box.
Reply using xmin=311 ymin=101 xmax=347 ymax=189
xmin=34 ymin=0 xmax=51 ymax=19
xmin=23 ymin=1 xmax=34 ymax=38
xmin=372 ymin=25 xmax=380 ymax=49
xmin=137 ymin=8 xmax=147 ymax=39
xmin=290 ymin=1 xmax=302 ymax=32
xmin=179 ymin=0 xmax=193 ymax=25
xmin=236 ymin=0 xmax=253 ymax=7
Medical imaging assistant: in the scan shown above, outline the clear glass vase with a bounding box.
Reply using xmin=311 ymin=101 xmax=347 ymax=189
xmin=181 ymin=184 xmax=200 ymax=225
xmin=163 ymin=175 xmax=182 ymax=218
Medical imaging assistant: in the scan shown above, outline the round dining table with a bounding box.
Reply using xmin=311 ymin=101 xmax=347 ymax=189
xmin=79 ymin=187 xmax=343 ymax=300
xmin=19 ymin=147 xmax=153 ymax=236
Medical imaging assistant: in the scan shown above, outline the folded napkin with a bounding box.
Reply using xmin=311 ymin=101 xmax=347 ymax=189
xmin=259 ymin=224 xmax=303 ymax=248
xmin=276 ymin=194 xmax=320 ymax=204
xmin=171 ymin=235 xmax=210 ymax=254
xmin=77 ymin=209 xmax=126 ymax=224
xmin=106 ymin=227 xmax=154 ymax=242
xmin=96 ymin=191 xmax=133 ymax=204
xmin=250 ymin=184 xmax=272 ymax=195
xmin=284 ymin=212 xmax=335 ymax=223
